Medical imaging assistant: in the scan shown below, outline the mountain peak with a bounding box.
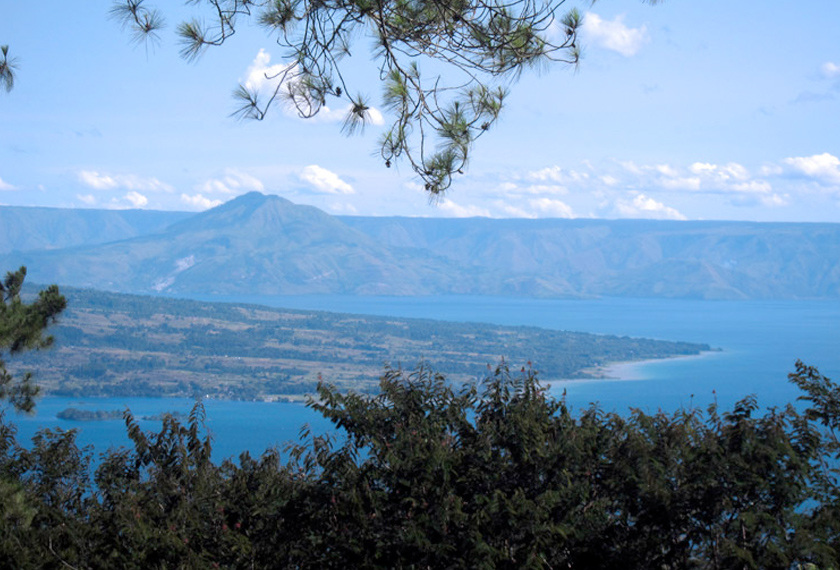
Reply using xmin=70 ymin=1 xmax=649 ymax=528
xmin=166 ymin=191 xmax=303 ymax=233
xmin=228 ymin=191 xmax=273 ymax=207
xmin=234 ymin=189 xmax=266 ymax=200
xmin=214 ymin=191 xmax=291 ymax=212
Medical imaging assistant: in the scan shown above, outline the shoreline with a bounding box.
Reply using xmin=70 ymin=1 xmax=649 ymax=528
xmin=553 ymin=350 xmax=721 ymax=385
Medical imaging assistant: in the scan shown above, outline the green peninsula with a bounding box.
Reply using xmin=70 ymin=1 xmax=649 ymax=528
xmin=14 ymin=288 xmax=711 ymax=400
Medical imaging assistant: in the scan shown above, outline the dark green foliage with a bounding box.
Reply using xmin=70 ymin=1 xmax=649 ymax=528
xmin=0 ymin=267 xmax=66 ymax=412
xmin=0 ymin=45 xmax=17 ymax=93
xmin=1 ymin=362 xmax=840 ymax=568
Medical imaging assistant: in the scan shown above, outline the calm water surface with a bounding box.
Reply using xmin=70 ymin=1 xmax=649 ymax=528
xmin=6 ymin=296 xmax=840 ymax=462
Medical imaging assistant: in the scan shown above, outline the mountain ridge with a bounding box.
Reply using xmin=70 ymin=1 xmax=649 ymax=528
xmin=1 ymin=193 xmax=472 ymax=297
xmin=0 ymin=204 xmax=191 ymax=254
xmin=2 ymin=192 xmax=838 ymax=300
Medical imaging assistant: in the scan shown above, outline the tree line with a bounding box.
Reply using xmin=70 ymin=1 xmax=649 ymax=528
xmin=0 ymin=362 xmax=838 ymax=568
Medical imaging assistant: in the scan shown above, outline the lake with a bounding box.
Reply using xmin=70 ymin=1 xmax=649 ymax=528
xmin=5 ymin=296 xmax=840 ymax=462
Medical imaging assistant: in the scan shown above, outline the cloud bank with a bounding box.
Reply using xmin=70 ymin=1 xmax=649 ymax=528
xmin=78 ymin=171 xmax=173 ymax=193
xmin=434 ymin=152 xmax=840 ymax=221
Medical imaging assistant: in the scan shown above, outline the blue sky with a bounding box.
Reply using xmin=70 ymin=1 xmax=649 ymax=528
xmin=2 ymin=1 xmax=840 ymax=221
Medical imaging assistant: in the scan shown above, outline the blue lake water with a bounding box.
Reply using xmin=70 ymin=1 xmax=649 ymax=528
xmin=5 ymin=296 xmax=840 ymax=462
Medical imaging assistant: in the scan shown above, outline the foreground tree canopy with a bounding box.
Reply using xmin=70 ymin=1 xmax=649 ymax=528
xmin=110 ymin=0 xmax=656 ymax=196
xmin=0 ymin=45 xmax=18 ymax=93
xmin=0 ymin=267 xmax=66 ymax=412
xmin=1 ymin=361 xmax=840 ymax=568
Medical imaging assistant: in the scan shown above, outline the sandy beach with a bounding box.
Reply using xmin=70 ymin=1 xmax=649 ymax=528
xmin=552 ymin=350 xmax=721 ymax=385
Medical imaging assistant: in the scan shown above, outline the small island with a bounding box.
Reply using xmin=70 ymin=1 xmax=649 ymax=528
xmin=57 ymin=408 xmax=188 ymax=422
xmin=57 ymin=408 xmax=123 ymax=422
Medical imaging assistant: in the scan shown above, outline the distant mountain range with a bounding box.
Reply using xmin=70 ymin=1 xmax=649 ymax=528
xmin=2 ymin=192 xmax=839 ymax=299
xmin=0 ymin=205 xmax=190 ymax=254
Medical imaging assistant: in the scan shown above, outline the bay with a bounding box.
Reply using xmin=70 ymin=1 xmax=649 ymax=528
xmin=5 ymin=296 xmax=840 ymax=462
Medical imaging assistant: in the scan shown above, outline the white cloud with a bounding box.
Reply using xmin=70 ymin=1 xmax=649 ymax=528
xmin=617 ymin=159 xmax=794 ymax=209
xmin=689 ymin=162 xmax=751 ymax=183
xmin=76 ymin=194 xmax=96 ymax=205
xmin=670 ymin=162 xmax=763 ymax=195
xmin=728 ymin=190 xmax=787 ymax=209
xmin=689 ymin=162 xmax=717 ymax=175
xmin=783 ymin=153 xmax=840 ymax=185
xmin=529 ymin=198 xmax=575 ymax=218
xmin=491 ymin=179 xmax=570 ymax=201
xmin=0 ymin=176 xmax=16 ymax=191
xmin=496 ymin=155 xmax=840 ymax=220
xmin=181 ymin=193 xmax=223 ymax=210
xmin=438 ymin=199 xmax=491 ymax=218
xmin=124 ymin=191 xmax=149 ymax=208
xmin=496 ymin=182 xmax=519 ymax=193
xmin=582 ymin=13 xmax=649 ymax=57
xmin=531 ymin=156 xmax=817 ymax=206
xmin=760 ymin=193 xmax=788 ymax=207
xmin=532 ymin=184 xmax=569 ymax=195
xmin=655 ymin=164 xmax=680 ymax=178
xmin=519 ymin=184 xmax=569 ymax=195
xmin=312 ymin=104 xmax=386 ymax=127
xmin=243 ymin=49 xmax=294 ymax=93
xmin=527 ymin=166 xmax=588 ymax=184
xmin=496 ymin=202 xmax=537 ymax=218
xmin=489 ymin=195 xmax=583 ymax=219
xmin=528 ymin=166 xmax=565 ymax=183
xmin=402 ymin=181 xmax=428 ymax=195
xmin=79 ymin=171 xmax=118 ymax=190
xmin=78 ymin=170 xmax=173 ymax=192
xmin=723 ymin=163 xmax=749 ymax=181
xmin=197 ymin=169 xmax=265 ymax=194
xmin=243 ymin=50 xmax=313 ymax=118
xmin=366 ymin=107 xmax=385 ymax=126
xmin=243 ymin=50 xmax=385 ymax=127
xmin=129 ymin=176 xmax=173 ymax=192
xmin=760 ymin=164 xmax=783 ymax=177
xmin=651 ymin=163 xmax=701 ymax=190
xmin=300 ymin=165 xmax=355 ymax=194
xmin=821 ymin=61 xmax=840 ymax=79
xmin=200 ymin=180 xmax=234 ymax=194
xmin=175 ymin=255 xmax=196 ymax=272
xmin=732 ymin=180 xmax=772 ymax=194
xmin=619 ymin=160 xmax=643 ymax=175
xmin=616 ymin=193 xmax=686 ymax=220
xmin=659 ymin=176 xmax=701 ymax=191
